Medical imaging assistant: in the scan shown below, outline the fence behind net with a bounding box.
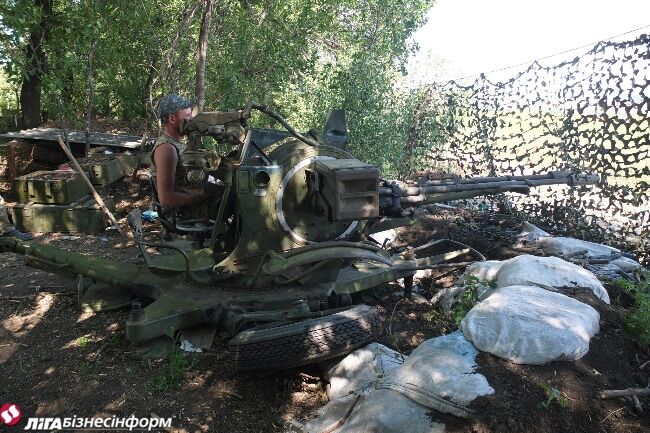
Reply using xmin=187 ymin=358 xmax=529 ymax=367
xmin=416 ymin=34 xmax=649 ymax=264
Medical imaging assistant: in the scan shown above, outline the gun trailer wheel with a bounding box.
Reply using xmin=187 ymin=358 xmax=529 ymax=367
xmin=229 ymin=305 xmax=380 ymax=371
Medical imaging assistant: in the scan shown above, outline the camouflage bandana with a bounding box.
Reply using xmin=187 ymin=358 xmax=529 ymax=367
xmin=157 ymin=94 xmax=195 ymax=122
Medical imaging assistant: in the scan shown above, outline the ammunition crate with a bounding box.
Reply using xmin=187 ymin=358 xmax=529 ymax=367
xmin=313 ymin=159 xmax=380 ymax=221
xmin=9 ymin=195 xmax=114 ymax=233
xmin=76 ymin=154 xmax=124 ymax=186
xmin=13 ymin=170 xmax=89 ymax=204
xmin=115 ymin=152 xmax=144 ymax=177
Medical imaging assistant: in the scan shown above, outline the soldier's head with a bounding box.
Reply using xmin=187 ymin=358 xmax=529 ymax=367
xmin=157 ymin=94 xmax=194 ymax=132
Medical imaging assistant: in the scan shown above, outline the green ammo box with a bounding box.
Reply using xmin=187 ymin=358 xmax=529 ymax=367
xmin=9 ymin=195 xmax=115 ymax=233
xmin=77 ymin=154 xmax=124 ymax=186
xmin=13 ymin=170 xmax=89 ymax=204
xmin=312 ymin=158 xmax=380 ymax=221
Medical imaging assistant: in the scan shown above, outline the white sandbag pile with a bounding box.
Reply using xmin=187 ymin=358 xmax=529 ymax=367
xmin=496 ymin=255 xmax=610 ymax=303
xmin=297 ymin=332 xmax=494 ymax=433
xmin=460 ymin=285 xmax=600 ymax=364
xmin=517 ymin=222 xmax=642 ymax=279
xmin=455 ymin=254 xmax=610 ymax=303
xmin=455 ymin=253 xmax=607 ymax=364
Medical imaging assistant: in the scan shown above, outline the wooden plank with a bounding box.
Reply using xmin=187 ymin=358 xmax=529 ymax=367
xmin=0 ymin=128 xmax=143 ymax=150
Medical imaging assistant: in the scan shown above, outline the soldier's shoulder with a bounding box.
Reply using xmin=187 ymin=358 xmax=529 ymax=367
xmin=154 ymin=134 xmax=175 ymax=146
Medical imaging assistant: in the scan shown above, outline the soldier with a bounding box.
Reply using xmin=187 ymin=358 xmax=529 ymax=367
xmin=0 ymin=194 xmax=33 ymax=240
xmin=151 ymin=94 xmax=203 ymax=207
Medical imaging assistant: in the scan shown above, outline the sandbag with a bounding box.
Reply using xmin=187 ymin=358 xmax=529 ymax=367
xmin=459 ymin=260 xmax=504 ymax=300
xmin=300 ymin=332 xmax=496 ymax=433
xmin=300 ymin=333 xmax=494 ymax=433
xmin=302 ymin=391 xmax=446 ymax=433
xmin=496 ymin=255 xmax=610 ymax=303
xmin=610 ymin=257 xmax=642 ymax=273
xmin=536 ymin=236 xmax=620 ymax=258
xmin=460 ymin=285 xmax=600 ymax=365
xmin=324 ymin=343 xmax=404 ymax=400
xmin=385 ymin=331 xmax=494 ymax=407
xmin=517 ymin=224 xmax=642 ymax=275
xmin=518 ymin=221 xmax=551 ymax=241
xmin=460 ymin=260 xmax=503 ymax=285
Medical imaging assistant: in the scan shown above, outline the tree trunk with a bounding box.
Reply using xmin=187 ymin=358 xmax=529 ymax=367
xmin=195 ymin=0 xmax=214 ymax=112
xmin=20 ymin=73 xmax=41 ymax=128
xmin=19 ymin=0 xmax=53 ymax=129
xmin=85 ymin=40 xmax=98 ymax=156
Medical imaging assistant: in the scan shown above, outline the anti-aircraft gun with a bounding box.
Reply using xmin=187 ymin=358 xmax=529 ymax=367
xmin=0 ymin=103 xmax=599 ymax=370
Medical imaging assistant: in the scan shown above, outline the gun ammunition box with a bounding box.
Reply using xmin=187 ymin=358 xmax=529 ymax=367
xmin=115 ymin=152 xmax=145 ymax=177
xmin=313 ymin=159 xmax=380 ymax=221
xmin=76 ymin=154 xmax=124 ymax=186
xmin=9 ymin=195 xmax=114 ymax=233
xmin=13 ymin=170 xmax=89 ymax=204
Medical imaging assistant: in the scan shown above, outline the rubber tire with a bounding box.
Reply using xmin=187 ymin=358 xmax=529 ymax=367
xmin=229 ymin=305 xmax=380 ymax=371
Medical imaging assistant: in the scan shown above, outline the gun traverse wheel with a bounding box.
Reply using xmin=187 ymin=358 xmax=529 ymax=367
xmin=229 ymin=305 xmax=380 ymax=371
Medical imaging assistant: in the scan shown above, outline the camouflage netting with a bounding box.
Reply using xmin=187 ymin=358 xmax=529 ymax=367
xmin=414 ymin=34 xmax=649 ymax=264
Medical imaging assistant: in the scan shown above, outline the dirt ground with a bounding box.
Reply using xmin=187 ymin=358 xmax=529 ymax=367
xmin=0 ymin=144 xmax=649 ymax=433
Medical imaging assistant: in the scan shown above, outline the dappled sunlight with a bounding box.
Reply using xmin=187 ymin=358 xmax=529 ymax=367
xmin=463 ymin=285 xmax=600 ymax=365
xmin=208 ymin=378 xmax=242 ymax=400
xmin=32 ymin=367 xmax=60 ymax=392
xmin=186 ymin=369 xmax=215 ymax=389
xmin=0 ymin=343 xmax=17 ymax=363
xmin=111 ymin=239 xmax=136 ymax=249
xmin=62 ymin=333 xmax=101 ymax=349
xmin=102 ymin=394 xmax=128 ymax=412
xmin=2 ymin=293 xmax=55 ymax=337
xmin=541 ymin=316 xmax=594 ymax=343
xmin=35 ymin=399 xmax=66 ymax=416
xmin=398 ymin=330 xmax=427 ymax=348
xmin=75 ymin=310 xmax=96 ymax=323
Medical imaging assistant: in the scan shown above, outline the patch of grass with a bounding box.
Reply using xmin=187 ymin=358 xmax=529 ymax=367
xmin=76 ymin=336 xmax=90 ymax=348
xmin=145 ymin=332 xmax=195 ymax=393
xmin=537 ymin=383 xmax=569 ymax=409
xmin=79 ymin=360 xmax=101 ymax=376
xmin=615 ymin=270 xmax=650 ymax=346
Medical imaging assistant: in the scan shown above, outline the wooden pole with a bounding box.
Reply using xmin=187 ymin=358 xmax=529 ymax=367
xmin=56 ymin=137 xmax=124 ymax=235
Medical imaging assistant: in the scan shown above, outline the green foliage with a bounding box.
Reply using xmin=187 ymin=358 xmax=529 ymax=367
xmin=537 ymin=382 xmax=569 ymax=409
xmin=450 ymin=276 xmax=488 ymax=324
xmin=145 ymin=332 xmax=195 ymax=393
xmin=76 ymin=335 xmax=90 ymax=348
xmin=0 ymin=69 xmax=16 ymax=111
xmin=615 ymin=270 xmax=650 ymax=346
xmin=422 ymin=309 xmax=437 ymax=322
xmin=0 ymin=0 xmax=439 ymax=172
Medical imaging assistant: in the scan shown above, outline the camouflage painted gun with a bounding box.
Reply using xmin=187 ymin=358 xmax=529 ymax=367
xmin=0 ymin=103 xmax=599 ymax=370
